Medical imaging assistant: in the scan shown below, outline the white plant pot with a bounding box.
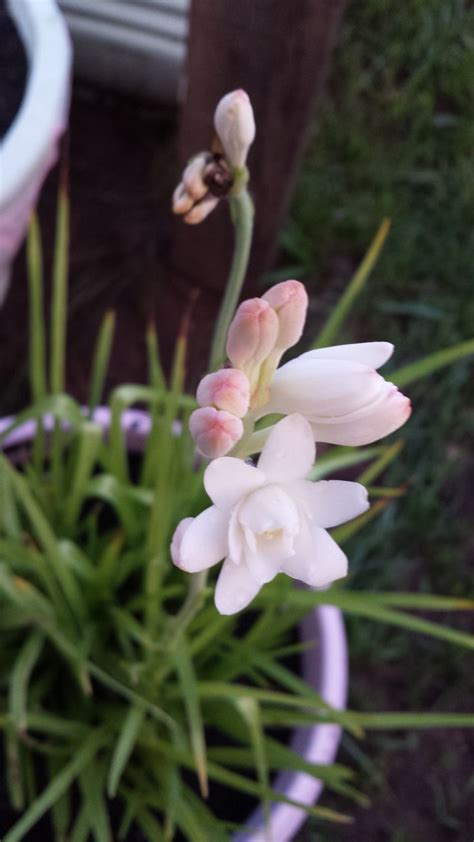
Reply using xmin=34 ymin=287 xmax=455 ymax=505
xmin=0 ymin=0 xmax=72 ymax=303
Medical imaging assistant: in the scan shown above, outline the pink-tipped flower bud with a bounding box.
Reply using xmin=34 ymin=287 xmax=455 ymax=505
xmin=197 ymin=369 xmax=250 ymax=418
xmin=189 ymin=407 xmax=244 ymax=458
xmin=262 ymin=280 xmax=308 ymax=351
xmin=226 ymin=298 xmax=279 ymax=371
xmin=214 ymin=89 xmax=256 ymax=169
xmin=171 ymin=517 xmax=194 ymax=568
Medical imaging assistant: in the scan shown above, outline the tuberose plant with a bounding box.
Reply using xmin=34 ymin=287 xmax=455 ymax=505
xmin=0 ymin=91 xmax=473 ymax=841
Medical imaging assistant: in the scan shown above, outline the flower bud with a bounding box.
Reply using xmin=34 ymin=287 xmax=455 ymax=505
xmin=172 ymin=182 xmax=194 ymax=215
xmin=197 ymin=369 xmax=250 ymax=418
xmin=184 ymin=194 xmax=219 ymax=225
xmin=182 ymin=153 xmax=210 ymax=202
xmin=171 ymin=517 xmax=194 ymax=568
xmin=262 ymin=280 xmax=308 ymax=352
xmin=189 ymin=407 xmax=244 ymax=458
xmin=214 ymin=89 xmax=256 ymax=169
xmin=226 ymin=298 xmax=279 ymax=371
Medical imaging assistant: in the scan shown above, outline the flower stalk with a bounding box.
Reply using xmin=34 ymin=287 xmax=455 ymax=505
xmin=208 ymin=188 xmax=254 ymax=372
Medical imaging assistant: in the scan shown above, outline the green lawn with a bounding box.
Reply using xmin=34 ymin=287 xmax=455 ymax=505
xmin=285 ymin=0 xmax=474 ymax=838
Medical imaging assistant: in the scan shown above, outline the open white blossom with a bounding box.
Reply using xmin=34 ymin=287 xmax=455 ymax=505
xmin=260 ymin=342 xmax=411 ymax=446
xmin=171 ymin=414 xmax=369 ymax=615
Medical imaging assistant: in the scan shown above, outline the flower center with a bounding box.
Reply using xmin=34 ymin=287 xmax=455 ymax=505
xmin=259 ymin=528 xmax=283 ymax=541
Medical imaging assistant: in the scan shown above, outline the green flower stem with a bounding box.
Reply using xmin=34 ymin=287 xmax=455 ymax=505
xmin=208 ymin=189 xmax=254 ymax=372
xmin=26 ymin=215 xmax=47 ymax=473
xmin=233 ymin=424 xmax=275 ymax=460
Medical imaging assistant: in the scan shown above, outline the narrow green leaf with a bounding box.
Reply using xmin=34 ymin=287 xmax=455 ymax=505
xmin=357 ymin=439 xmax=404 ymax=485
xmin=146 ymin=322 xmax=166 ymax=392
xmin=49 ymin=754 xmax=71 ymax=841
xmin=63 ymin=423 xmax=102 ymax=530
xmin=4 ymin=730 xmax=107 ymax=842
xmin=235 ymin=697 xmax=270 ymax=827
xmin=310 ymin=445 xmax=385 ymax=480
xmin=9 ymin=630 xmax=44 ymax=733
xmin=107 ymin=705 xmax=144 ymax=797
xmin=27 ymin=212 xmax=47 ymax=400
xmin=174 ymin=641 xmax=208 ymax=798
xmin=80 ymin=759 xmax=112 ymax=842
xmin=391 ymin=338 xmax=474 ymax=388
xmin=50 ymin=184 xmax=69 ymax=394
xmin=88 ymin=310 xmax=116 ymax=413
xmin=281 ymin=590 xmax=474 ymax=650
xmin=331 ymin=499 xmax=390 ymax=544
xmin=313 ymin=218 xmax=391 ymax=348
xmin=354 ymin=712 xmax=474 ymax=729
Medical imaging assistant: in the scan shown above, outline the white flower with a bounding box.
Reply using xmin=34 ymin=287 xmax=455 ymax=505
xmin=171 ymin=414 xmax=369 ymax=615
xmin=260 ymin=342 xmax=411 ymax=446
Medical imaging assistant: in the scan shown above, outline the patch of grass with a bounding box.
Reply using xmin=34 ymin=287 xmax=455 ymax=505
xmin=287 ymin=0 xmax=474 ymax=837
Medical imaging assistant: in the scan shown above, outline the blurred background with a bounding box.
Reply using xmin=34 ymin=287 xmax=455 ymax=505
xmin=1 ymin=0 xmax=473 ymax=839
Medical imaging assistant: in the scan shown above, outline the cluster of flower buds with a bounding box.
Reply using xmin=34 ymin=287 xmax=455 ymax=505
xmin=227 ymin=280 xmax=309 ymax=408
xmin=172 ymin=90 xmax=256 ymax=224
xmin=189 ymin=280 xmax=308 ymax=458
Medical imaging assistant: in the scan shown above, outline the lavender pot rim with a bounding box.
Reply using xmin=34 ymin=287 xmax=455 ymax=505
xmin=0 ymin=407 xmax=349 ymax=842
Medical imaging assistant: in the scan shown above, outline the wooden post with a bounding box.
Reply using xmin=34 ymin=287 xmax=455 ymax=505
xmin=160 ymin=0 xmax=346 ymax=380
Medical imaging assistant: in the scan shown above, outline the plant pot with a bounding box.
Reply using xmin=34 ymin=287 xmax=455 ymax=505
xmin=0 ymin=0 xmax=72 ymax=303
xmin=0 ymin=408 xmax=349 ymax=842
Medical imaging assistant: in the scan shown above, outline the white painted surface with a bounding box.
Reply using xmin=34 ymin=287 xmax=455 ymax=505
xmin=0 ymin=0 xmax=72 ymax=302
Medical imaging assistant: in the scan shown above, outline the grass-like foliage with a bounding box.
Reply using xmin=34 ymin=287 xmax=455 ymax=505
xmin=0 ymin=183 xmax=473 ymax=842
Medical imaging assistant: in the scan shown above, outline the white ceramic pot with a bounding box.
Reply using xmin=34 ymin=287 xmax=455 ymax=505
xmin=0 ymin=407 xmax=349 ymax=841
xmin=0 ymin=0 xmax=72 ymax=303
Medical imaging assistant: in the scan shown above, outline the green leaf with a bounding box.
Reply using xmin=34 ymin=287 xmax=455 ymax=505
xmin=107 ymin=705 xmax=144 ymax=797
xmin=357 ymin=439 xmax=404 ymax=485
xmin=27 ymin=212 xmax=47 ymax=401
xmin=353 ymin=712 xmax=474 ymax=729
xmin=50 ymin=184 xmax=69 ymax=394
xmin=174 ymin=641 xmax=208 ymax=798
xmin=0 ymin=394 xmax=83 ymax=445
xmin=63 ymin=423 xmax=102 ymax=531
xmin=331 ymin=499 xmax=390 ymax=544
xmin=281 ymin=589 xmax=474 ymax=650
xmin=4 ymin=730 xmax=107 ymax=842
xmin=146 ymin=322 xmax=166 ymax=392
xmin=80 ymin=759 xmax=112 ymax=842
xmin=1 ymin=456 xmax=85 ymax=623
xmin=234 ymin=697 xmax=270 ymax=826
xmin=391 ymin=338 xmax=474 ymax=388
xmin=88 ymin=310 xmax=116 ymax=413
xmin=310 ymin=445 xmax=385 ymax=480
xmin=313 ymin=218 xmax=391 ymax=348
xmin=9 ymin=630 xmax=44 ymax=733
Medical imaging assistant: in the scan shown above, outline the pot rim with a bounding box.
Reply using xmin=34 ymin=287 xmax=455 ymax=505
xmin=0 ymin=407 xmax=348 ymax=841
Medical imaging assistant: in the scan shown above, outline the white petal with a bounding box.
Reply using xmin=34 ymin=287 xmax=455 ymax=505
xmin=238 ymin=484 xmax=300 ymax=534
xmin=215 ymin=557 xmax=262 ymax=615
xmin=204 ymin=457 xmax=266 ymax=511
xmin=257 ymin=414 xmax=315 ymax=482
xmin=289 ymin=480 xmax=369 ymax=528
xmin=264 ymin=359 xmax=383 ymax=419
xmin=311 ymin=382 xmax=411 ymax=446
xmin=179 ymin=506 xmax=228 ymax=572
xmin=297 ymin=342 xmax=394 ymax=370
xmin=283 ymin=526 xmax=348 ymax=587
xmin=244 ymin=541 xmax=282 ymax=584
